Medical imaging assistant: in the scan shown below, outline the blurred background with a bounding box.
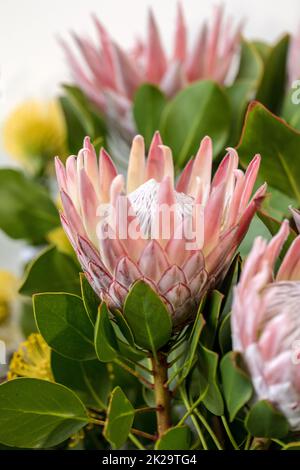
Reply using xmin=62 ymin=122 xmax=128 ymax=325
xmin=0 ymin=0 xmax=300 ymax=274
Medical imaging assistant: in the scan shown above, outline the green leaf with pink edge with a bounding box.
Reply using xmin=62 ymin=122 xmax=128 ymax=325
xmin=237 ymin=101 xmax=300 ymax=205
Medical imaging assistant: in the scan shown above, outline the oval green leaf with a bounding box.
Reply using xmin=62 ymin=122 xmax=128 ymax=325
xmin=124 ymin=281 xmax=172 ymax=353
xmin=80 ymin=272 xmax=100 ymax=325
xmin=246 ymin=400 xmax=289 ymax=438
xmin=218 ymin=313 xmax=232 ymax=354
xmin=155 ymin=426 xmax=192 ymax=450
xmin=113 ymin=309 xmax=135 ymax=346
xmin=198 ymin=345 xmax=224 ymax=416
xmin=181 ymin=307 xmax=205 ymax=380
xmin=256 ymin=35 xmax=289 ymax=113
xmin=0 ymin=169 xmax=59 ymax=243
xmin=104 ymin=386 xmax=134 ymax=449
xmin=0 ymin=378 xmax=88 ymax=448
xmin=133 ymin=84 xmax=166 ymax=148
xmin=237 ymin=101 xmax=300 ymax=205
xmin=51 ymin=351 xmax=111 ymax=410
xmin=160 ymin=80 xmax=231 ymax=166
xmin=220 ymin=351 xmax=253 ymax=421
xmin=20 ymin=246 xmax=81 ymax=296
xmin=34 ymin=292 xmax=95 ymax=360
xmin=95 ymin=302 xmax=119 ymax=362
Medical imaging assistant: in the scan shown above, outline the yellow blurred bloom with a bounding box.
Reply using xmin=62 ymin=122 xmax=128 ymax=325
xmin=0 ymin=271 xmax=18 ymax=325
xmin=46 ymin=226 xmax=73 ymax=255
xmin=7 ymin=333 xmax=84 ymax=448
xmin=8 ymin=333 xmax=53 ymax=381
xmin=7 ymin=332 xmax=84 ymax=447
xmin=3 ymin=99 xmax=67 ymax=171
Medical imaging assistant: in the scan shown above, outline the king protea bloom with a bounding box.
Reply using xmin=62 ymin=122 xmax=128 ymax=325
xmin=61 ymin=4 xmax=241 ymax=136
xmin=55 ymin=132 xmax=265 ymax=328
xmin=232 ymin=220 xmax=300 ymax=429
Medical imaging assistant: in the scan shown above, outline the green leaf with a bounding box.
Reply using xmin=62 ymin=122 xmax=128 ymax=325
xmin=168 ymin=340 xmax=189 ymax=389
xmin=113 ymin=309 xmax=135 ymax=346
xmin=246 ymin=400 xmax=289 ymax=438
xmin=258 ymin=209 xmax=297 ymax=257
xmin=256 ymin=35 xmax=289 ymax=113
xmin=218 ymin=313 xmax=232 ymax=354
xmin=51 ymin=351 xmax=111 ymax=410
xmin=237 ymin=101 xmax=300 ymax=205
xmin=197 ymin=345 xmax=224 ymax=416
xmin=220 ymin=351 xmax=253 ymax=421
xmin=0 ymin=169 xmax=59 ymax=243
xmin=80 ymin=273 xmax=100 ymax=325
xmin=181 ymin=307 xmax=206 ymax=379
xmin=95 ymin=302 xmax=118 ymax=362
xmin=236 ymin=40 xmax=264 ymax=82
xmin=201 ymin=290 xmax=224 ymax=349
xmin=124 ymin=281 xmax=172 ymax=353
xmin=34 ymin=292 xmax=95 ymax=360
xmin=252 ymin=40 xmax=272 ymax=63
xmin=239 ymin=214 xmax=272 ymax=259
xmin=104 ymin=386 xmax=134 ymax=449
xmin=133 ymin=84 xmax=166 ymax=148
xmin=281 ymin=87 xmax=300 ymax=128
xmin=0 ymin=378 xmax=88 ymax=448
xmin=117 ymin=340 xmax=148 ymax=363
xmin=160 ymin=80 xmax=231 ymax=166
xmin=63 ymin=84 xmax=96 ymax=137
xmin=20 ymin=246 xmax=81 ymax=296
xmin=226 ymin=79 xmax=255 ymax=145
xmin=60 ymin=96 xmax=87 ymax=154
xmin=260 ymin=185 xmax=296 ymax=220
xmin=155 ymin=426 xmax=192 ymax=450
xmin=60 ymin=84 xmax=106 ymax=154
xmin=227 ymin=40 xmax=264 ymax=145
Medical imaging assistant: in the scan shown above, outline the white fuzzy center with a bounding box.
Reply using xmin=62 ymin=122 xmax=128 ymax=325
xmin=128 ymin=179 xmax=194 ymax=238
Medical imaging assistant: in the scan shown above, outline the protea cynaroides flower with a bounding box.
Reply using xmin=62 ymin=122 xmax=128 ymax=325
xmin=61 ymin=4 xmax=241 ymax=136
xmin=232 ymin=220 xmax=300 ymax=429
xmin=55 ymin=132 xmax=265 ymax=329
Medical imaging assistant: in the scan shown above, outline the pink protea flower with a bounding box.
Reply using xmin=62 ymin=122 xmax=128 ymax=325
xmin=232 ymin=220 xmax=300 ymax=429
xmin=61 ymin=4 xmax=241 ymax=136
xmin=55 ymin=132 xmax=265 ymax=328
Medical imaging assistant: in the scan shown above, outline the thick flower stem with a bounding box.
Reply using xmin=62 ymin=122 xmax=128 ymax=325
xmin=151 ymin=352 xmax=172 ymax=437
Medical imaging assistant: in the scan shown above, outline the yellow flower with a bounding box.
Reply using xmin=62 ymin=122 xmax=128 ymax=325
xmin=3 ymin=99 xmax=67 ymax=172
xmin=0 ymin=271 xmax=18 ymax=325
xmin=7 ymin=333 xmax=53 ymax=381
xmin=46 ymin=226 xmax=73 ymax=255
xmin=7 ymin=333 xmax=85 ymax=447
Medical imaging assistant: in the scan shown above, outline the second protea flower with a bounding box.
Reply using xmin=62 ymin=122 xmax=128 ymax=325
xmin=232 ymin=220 xmax=300 ymax=429
xmin=55 ymin=132 xmax=265 ymax=328
xmin=61 ymin=4 xmax=241 ymax=136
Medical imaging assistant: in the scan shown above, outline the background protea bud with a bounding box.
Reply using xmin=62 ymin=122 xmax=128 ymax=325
xmin=231 ymin=220 xmax=300 ymax=430
xmin=61 ymin=4 xmax=241 ymax=136
xmin=55 ymin=132 xmax=265 ymax=328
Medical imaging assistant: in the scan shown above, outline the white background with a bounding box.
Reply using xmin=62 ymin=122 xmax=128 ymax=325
xmin=0 ymin=0 xmax=299 ymax=273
